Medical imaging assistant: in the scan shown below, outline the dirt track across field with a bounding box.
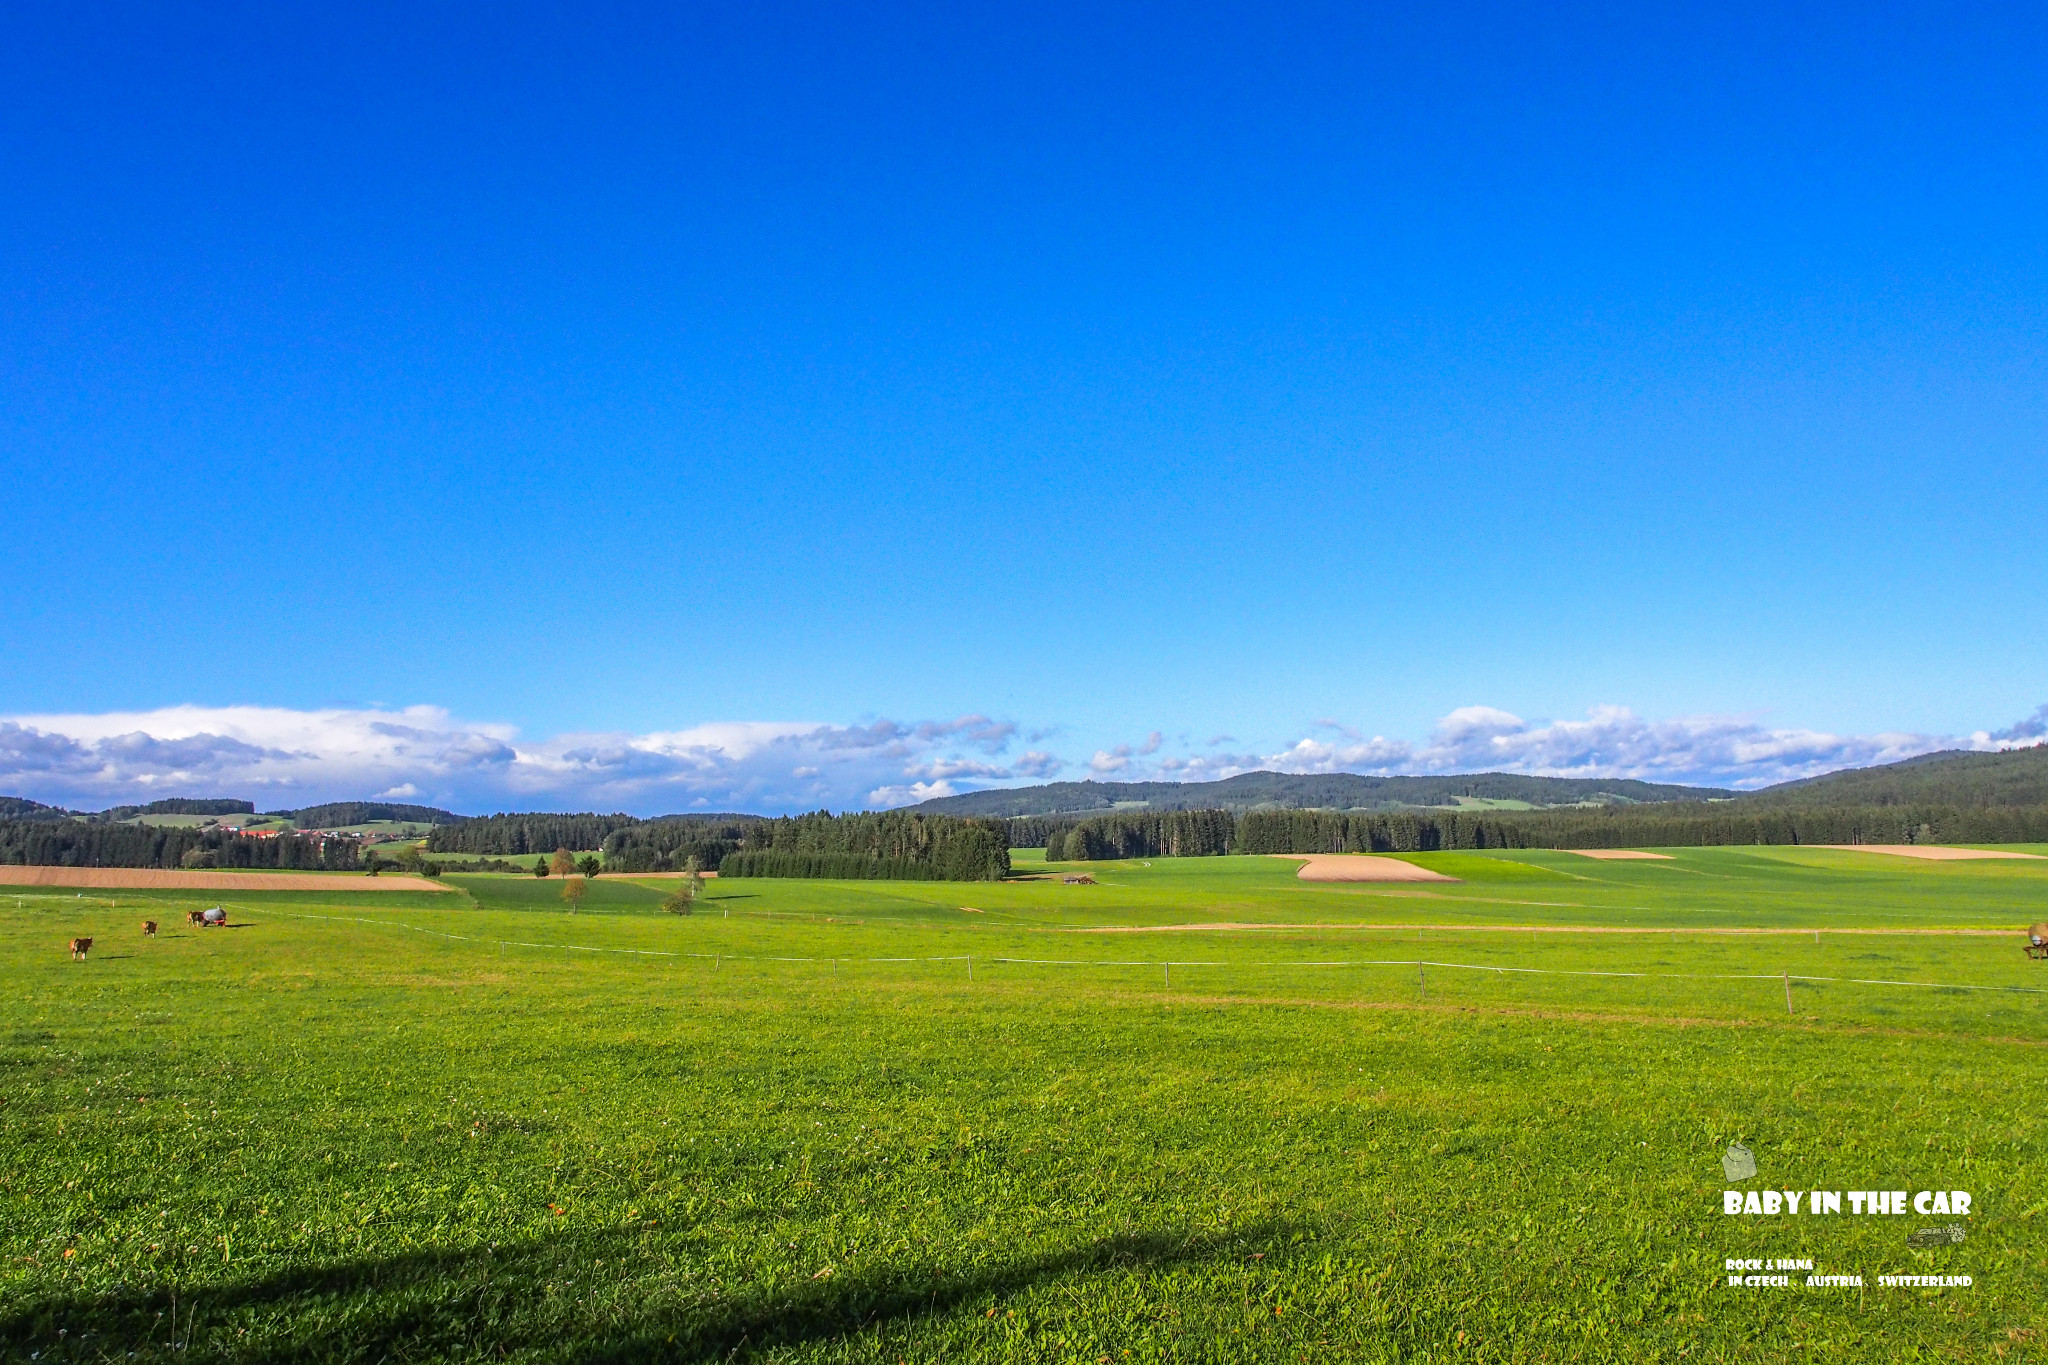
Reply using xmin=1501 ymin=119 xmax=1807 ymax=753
xmin=1812 ymin=845 xmax=2048 ymax=861
xmin=611 ymin=870 xmax=720 ymax=879
xmin=0 ymin=867 xmax=454 ymax=892
xmin=1567 ymin=849 xmax=1673 ymax=861
xmin=1273 ymin=854 xmax=1461 ymax=884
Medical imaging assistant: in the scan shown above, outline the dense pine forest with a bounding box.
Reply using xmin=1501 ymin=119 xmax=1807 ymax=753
xmin=1043 ymin=810 xmax=1236 ymax=860
xmin=1736 ymin=745 xmax=2048 ymax=808
xmin=1024 ymin=800 xmax=2048 ymax=859
xmin=0 ymin=821 xmax=360 ymax=870
xmin=94 ymin=798 xmax=254 ymax=821
xmin=600 ymin=817 xmax=757 ymax=873
xmin=279 ymin=802 xmax=461 ymax=828
xmin=735 ymin=810 xmax=1010 ymax=880
xmin=1000 ymin=814 xmax=1089 ymax=849
xmin=425 ymin=812 xmax=647 ymax=855
xmin=0 ymin=798 xmax=71 ymax=822
xmin=722 ymin=852 xmax=977 ymax=881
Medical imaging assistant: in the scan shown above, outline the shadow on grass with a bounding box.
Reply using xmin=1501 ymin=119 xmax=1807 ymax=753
xmin=4 ymin=1220 xmax=1297 ymax=1363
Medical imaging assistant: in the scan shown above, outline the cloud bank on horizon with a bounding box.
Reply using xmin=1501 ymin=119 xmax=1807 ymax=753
xmin=2 ymin=702 xmax=2044 ymax=816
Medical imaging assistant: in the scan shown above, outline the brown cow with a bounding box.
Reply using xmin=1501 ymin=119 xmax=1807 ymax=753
xmin=69 ymin=937 xmax=92 ymax=961
xmin=2027 ymin=923 xmax=2048 ymax=961
xmin=143 ymin=920 xmax=158 ymax=938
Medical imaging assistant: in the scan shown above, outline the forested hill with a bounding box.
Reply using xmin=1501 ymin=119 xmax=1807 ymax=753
xmin=1737 ymin=745 xmax=2048 ymax=808
xmin=275 ymin=802 xmax=462 ymax=827
xmin=0 ymin=797 xmax=74 ymax=821
xmin=909 ymin=771 xmax=1730 ymax=817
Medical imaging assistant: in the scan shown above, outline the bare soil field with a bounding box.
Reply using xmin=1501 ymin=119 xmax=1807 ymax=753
xmin=1275 ymin=854 xmax=1461 ymax=883
xmin=1567 ymin=849 xmax=1673 ymax=860
xmin=1813 ymin=845 xmax=2047 ymax=861
xmin=0 ymin=866 xmax=453 ymax=892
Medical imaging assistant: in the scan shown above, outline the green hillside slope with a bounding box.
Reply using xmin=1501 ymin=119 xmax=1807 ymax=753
xmin=1739 ymin=744 xmax=2048 ymax=808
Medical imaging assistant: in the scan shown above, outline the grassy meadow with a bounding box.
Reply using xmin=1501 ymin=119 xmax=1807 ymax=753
xmin=3 ymin=848 xmax=2043 ymax=1362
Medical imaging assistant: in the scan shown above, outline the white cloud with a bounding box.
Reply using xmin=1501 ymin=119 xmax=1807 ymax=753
xmin=866 ymin=780 xmax=956 ymax=806
xmin=1043 ymin=703 xmax=2048 ymax=792
xmin=0 ymin=706 xmax=1033 ymax=815
xmin=1981 ymin=704 xmax=2048 ymax=745
xmin=5 ymin=700 xmax=2041 ymax=816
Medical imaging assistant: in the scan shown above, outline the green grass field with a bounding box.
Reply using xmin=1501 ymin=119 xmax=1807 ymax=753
xmin=4 ymin=849 xmax=2043 ymax=1362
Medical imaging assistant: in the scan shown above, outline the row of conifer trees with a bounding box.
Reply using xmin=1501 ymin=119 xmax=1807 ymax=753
xmin=0 ymin=820 xmax=360 ymax=870
xmin=1043 ymin=809 xmax=1236 ymax=860
xmin=1030 ymin=802 xmax=2048 ymax=858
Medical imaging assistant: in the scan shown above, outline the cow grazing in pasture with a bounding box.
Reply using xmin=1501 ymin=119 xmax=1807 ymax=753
xmin=143 ymin=920 xmax=158 ymax=937
xmin=2028 ymin=923 xmax=2048 ymax=960
xmin=69 ymin=938 xmax=92 ymax=961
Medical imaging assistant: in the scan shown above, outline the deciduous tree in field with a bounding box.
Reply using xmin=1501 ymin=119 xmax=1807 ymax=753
xmin=560 ymin=876 xmax=587 ymax=913
xmin=550 ymin=847 xmax=576 ymax=878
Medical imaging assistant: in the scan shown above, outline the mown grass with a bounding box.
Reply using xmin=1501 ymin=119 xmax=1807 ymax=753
xmin=3 ymin=850 xmax=2044 ymax=1363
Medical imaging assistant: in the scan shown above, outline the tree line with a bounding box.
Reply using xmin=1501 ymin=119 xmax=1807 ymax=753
xmin=721 ymin=852 xmax=973 ymax=881
xmin=600 ymin=817 xmax=756 ymax=873
xmin=1736 ymin=745 xmax=2048 ymax=809
xmin=93 ymin=798 xmax=254 ymax=821
xmin=1001 ymin=814 xmax=1090 ymax=848
xmin=1234 ymin=803 xmax=2048 ymax=852
xmin=281 ymin=801 xmax=461 ymax=828
xmin=1031 ymin=802 xmax=2048 ymax=859
xmin=1045 ymin=810 xmax=1236 ymax=860
xmin=736 ymin=810 xmax=1009 ymax=880
xmin=425 ymin=812 xmax=646 ymax=855
xmin=0 ymin=821 xmax=360 ymax=870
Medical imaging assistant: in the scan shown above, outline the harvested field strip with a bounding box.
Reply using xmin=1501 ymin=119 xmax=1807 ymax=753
xmin=0 ymin=866 xmax=451 ymax=891
xmin=1275 ymin=854 xmax=1460 ymax=883
xmin=1567 ymin=849 xmax=1672 ymax=860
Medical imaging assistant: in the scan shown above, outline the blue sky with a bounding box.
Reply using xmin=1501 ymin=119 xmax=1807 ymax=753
xmin=2 ymin=1 xmax=2044 ymax=813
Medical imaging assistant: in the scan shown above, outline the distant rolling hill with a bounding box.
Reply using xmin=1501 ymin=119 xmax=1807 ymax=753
xmin=0 ymin=796 xmax=75 ymax=822
xmin=1735 ymin=744 xmax=2048 ymax=808
xmin=908 ymin=771 xmax=1732 ymax=818
xmin=271 ymin=801 xmax=464 ymax=828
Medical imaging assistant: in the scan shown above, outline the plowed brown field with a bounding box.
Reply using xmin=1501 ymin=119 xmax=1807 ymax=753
xmin=1272 ymin=854 xmax=1461 ymax=883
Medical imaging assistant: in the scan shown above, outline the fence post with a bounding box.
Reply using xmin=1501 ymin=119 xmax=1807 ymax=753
xmin=968 ymin=955 xmax=973 ymax=983
xmin=1419 ymin=963 xmax=1426 ymax=1003
xmin=1783 ymin=970 xmax=1793 ymax=1017
xmin=1164 ymin=961 xmax=1170 ymax=989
